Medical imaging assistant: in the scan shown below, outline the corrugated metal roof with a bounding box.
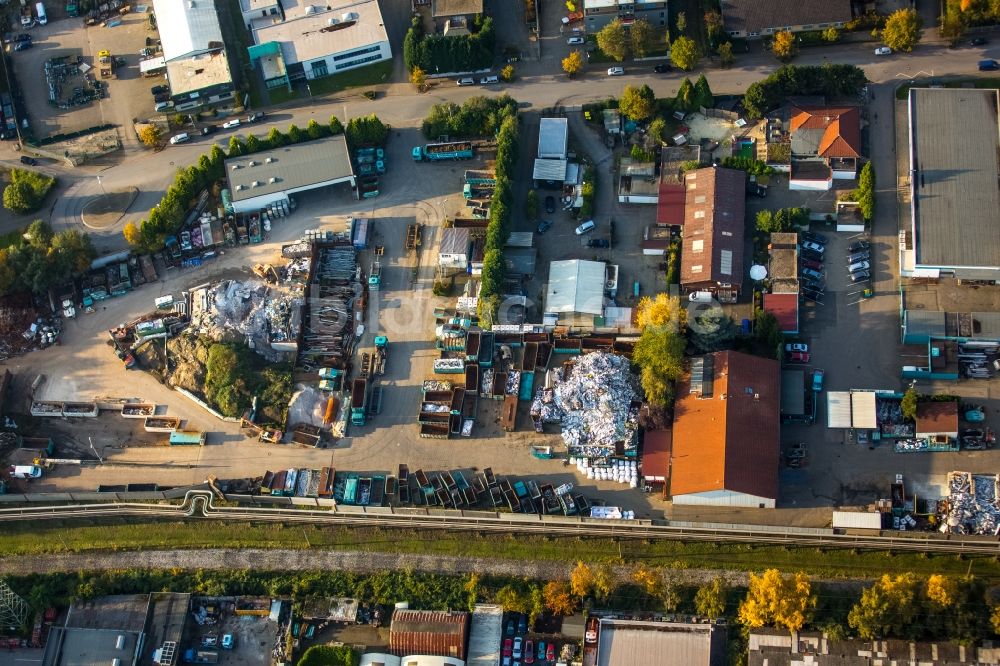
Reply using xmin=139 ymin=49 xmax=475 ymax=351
xmin=505 ymin=232 xmax=533 ymax=248
xmin=504 ymin=248 xmax=537 ymax=276
xmin=226 ymin=135 xmax=353 ymax=202
xmin=850 ymin=391 xmax=877 ymax=429
xmin=596 ymin=619 xmax=724 ymax=666
xmin=467 ymin=605 xmax=502 ymax=666
xmin=826 ymin=391 xmax=852 ymax=428
xmin=440 ymin=228 xmax=471 ymax=255
xmin=545 ymin=260 xmax=605 ymax=316
xmin=538 ymin=118 xmax=568 ymax=159
xmin=533 ymin=158 xmax=567 ymax=181
xmin=390 ymin=610 xmax=468 ymax=660
xmin=153 ymin=0 xmax=224 ymax=62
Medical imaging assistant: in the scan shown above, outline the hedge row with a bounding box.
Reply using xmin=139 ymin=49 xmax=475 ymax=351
xmin=403 ymin=15 xmax=495 ymax=75
xmin=477 ymin=112 xmax=519 ymax=326
xmin=33 ymin=123 xmax=115 ymax=147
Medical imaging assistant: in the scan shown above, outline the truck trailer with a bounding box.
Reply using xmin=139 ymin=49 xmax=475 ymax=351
xmin=412 ymin=141 xmax=474 ymax=161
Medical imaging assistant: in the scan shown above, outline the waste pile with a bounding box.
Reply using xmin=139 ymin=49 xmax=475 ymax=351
xmin=572 ymin=457 xmax=639 ymax=487
xmin=942 ymin=472 xmax=1000 ymax=535
xmin=531 ymin=352 xmax=639 ymax=457
xmin=0 ymin=295 xmax=43 ymax=360
xmin=190 ymin=279 xmax=301 ymax=362
xmin=298 ymin=246 xmax=360 ymax=371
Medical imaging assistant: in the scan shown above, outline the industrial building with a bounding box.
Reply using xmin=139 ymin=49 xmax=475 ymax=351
xmin=903 ymin=88 xmax=1000 ymax=282
xmin=41 ymin=593 xmax=189 ymax=666
xmin=466 ymin=605 xmax=503 ymax=666
xmin=720 ymin=0 xmax=851 ymax=39
xmin=670 ymin=351 xmax=781 ymax=508
xmin=151 ymin=0 xmax=235 ymax=110
xmin=764 ymin=232 xmax=800 ymax=334
xmin=679 ymin=167 xmax=746 ymax=303
xmin=533 ymin=117 xmax=570 ymax=188
xmin=224 ymin=135 xmax=356 ymax=213
xmin=595 ymin=617 xmax=726 ymax=666
xmin=247 ymin=0 xmax=392 ymax=91
xmin=389 ymin=609 xmax=469 ymax=660
xmin=617 ymin=160 xmax=658 ymax=204
xmin=544 ymin=260 xmax=608 ymax=328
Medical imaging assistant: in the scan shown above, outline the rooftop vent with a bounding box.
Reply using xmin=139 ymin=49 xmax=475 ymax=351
xmin=234 ymin=184 xmax=243 ymax=191
xmin=265 ymin=157 xmax=274 ymax=163
xmin=342 ymin=11 xmax=359 ymax=21
xmin=252 ymin=181 xmax=261 ymax=187
xmin=304 ymin=4 xmax=316 ymax=13
xmin=269 ymin=177 xmax=278 ymax=183
xmin=327 ymin=17 xmax=339 ymax=25
xmin=248 ymin=160 xmax=256 ymax=167
xmin=230 ymin=164 xmax=240 ymax=170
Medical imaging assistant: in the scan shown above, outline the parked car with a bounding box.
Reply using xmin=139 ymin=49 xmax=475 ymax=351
xmin=150 ymin=84 xmax=168 ymax=95
xmin=811 ymin=369 xmax=825 ymax=392
xmin=800 ymin=231 xmax=827 ymax=245
xmin=19 ymin=156 xmax=37 ymax=166
xmin=653 ymin=63 xmax=672 ymax=73
xmin=850 ymin=270 xmax=870 ymax=283
xmin=587 ymin=238 xmax=610 ymax=248
xmin=13 ymin=41 xmax=31 ymax=51
xmin=517 ymin=615 xmax=527 ymax=634
xmin=12 ymin=33 xmax=32 ymax=43
xmin=537 ymin=641 xmax=546 ymax=661
xmin=503 ymin=659 xmax=512 ymax=666
xmin=524 ymin=641 xmax=534 ymax=665
xmin=800 ymin=248 xmax=824 ymax=263
xmin=169 ymin=132 xmax=190 ymax=145
xmin=801 ymin=289 xmax=823 ymax=303
xmin=800 ymin=240 xmax=825 ymax=254
xmin=607 ymin=66 xmax=625 ymax=76
xmin=503 ymin=639 xmax=513 ymax=657
xmin=544 ymin=195 xmax=555 ymax=213
xmin=536 ymin=220 xmax=552 ymax=234
xmin=874 ymin=46 xmax=892 ymax=55
xmin=154 ymin=101 xmax=174 ymax=112
xmin=480 ymin=75 xmax=499 ymax=85
xmin=846 ymin=250 xmax=870 ymax=264
xmin=546 ymin=644 xmax=555 ymax=662
xmin=848 ymin=239 xmax=870 ymax=253
xmin=567 ymin=36 xmax=584 ymax=44
xmin=246 ymin=112 xmax=266 ymax=123
xmin=970 ymin=37 xmax=988 ymax=46
xmin=799 ymin=257 xmax=823 ymax=271
xmin=747 ymin=183 xmax=767 ymax=197
xmin=787 ymin=351 xmax=811 ymax=363
xmin=513 ymin=638 xmax=523 ymax=659
xmin=506 ymin=620 xmax=515 ymax=636
xmin=848 ymin=260 xmax=870 ymax=273
xmin=689 ymin=291 xmax=713 ymax=303
xmin=221 ymin=634 xmax=234 ymax=649
xmin=457 ymin=77 xmax=475 ymax=86
xmin=222 ymin=118 xmax=241 ymax=129
xmin=785 ymin=342 xmax=809 ymax=353
xmin=575 ymin=220 xmax=596 ymax=235
xmin=800 ymin=266 xmax=823 ymax=281
xmin=153 ymin=92 xmax=171 ymax=103
xmin=979 ymin=59 xmax=999 ymax=71
xmin=801 ymin=279 xmax=825 ymax=293
xmin=200 ymin=124 xmax=217 ymax=135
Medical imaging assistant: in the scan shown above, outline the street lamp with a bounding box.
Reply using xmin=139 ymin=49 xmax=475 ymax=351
xmin=88 ymin=437 xmax=104 ymax=464
xmin=96 ymin=175 xmax=106 ymax=194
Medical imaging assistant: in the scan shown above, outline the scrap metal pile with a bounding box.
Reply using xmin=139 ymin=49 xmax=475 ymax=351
xmin=942 ymin=472 xmax=1000 ymax=535
xmin=191 ymin=279 xmax=301 ymax=362
xmin=298 ymin=247 xmax=360 ymax=371
xmin=531 ymin=352 xmax=639 ymax=457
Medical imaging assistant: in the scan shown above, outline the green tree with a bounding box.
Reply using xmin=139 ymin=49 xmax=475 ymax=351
xmin=287 ymin=124 xmax=304 ymax=144
xmin=882 ymin=8 xmax=923 ymax=52
xmin=629 ymin=18 xmax=653 ymax=57
xmin=695 ymin=577 xmax=728 ymax=619
xmin=228 ymin=136 xmax=246 ymax=157
xmin=620 ymin=84 xmax=656 ymax=121
xmin=51 ymin=229 xmax=95 ymax=275
xmin=329 ymin=116 xmax=344 ymax=135
xmin=772 ymin=30 xmax=796 ymax=60
xmin=939 ymin=11 xmax=966 ymax=43
xmin=596 ymin=19 xmax=628 ymax=62
xmin=689 ymin=308 xmax=737 ymax=353
xmin=754 ymin=309 xmax=784 ymax=359
xmin=848 ymin=573 xmax=921 ymax=639
xmin=525 ymin=190 xmax=539 ymax=220
xmin=822 ymin=27 xmax=841 ymax=42
xmin=495 ymin=585 xmax=530 ymax=613
xmin=245 ymin=134 xmax=262 ymax=153
xmin=298 ymin=645 xmax=358 ymax=666
xmin=306 ymin=119 xmax=328 ymax=140
xmin=266 ymin=127 xmax=287 ymax=147
xmin=25 ymin=219 xmax=52 ymax=248
xmin=528 ymin=585 xmax=545 ymax=627
xmin=480 ymin=249 xmax=504 ymax=297
xmin=675 ymin=11 xmax=686 ymax=33
xmin=693 ymin=74 xmax=714 ymax=109
xmin=670 ymin=35 xmax=699 ymax=71
xmin=900 ymin=386 xmax=919 ymax=421
xmin=648 ymin=117 xmax=666 ymax=144
xmin=562 ymin=50 xmax=584 ymax=77
xmin=704 ymin=10 xmax=723 ymax=42
xmin=739 ymin=569 xmax=816 ymax=633
xmin=3 ymin=180 xmax=35 ymax=214
xmin=858 ymin=161 xmax=875 ymax=220
xmin=403 ymin=16 xmax=423 ymax=71
xmin=633 ymin=327 xmax=686 ymax=407
xmin=675 ymin=78 xmax=695 ymax=111
xmin=718 ymin=41 xmax=734 ymax=68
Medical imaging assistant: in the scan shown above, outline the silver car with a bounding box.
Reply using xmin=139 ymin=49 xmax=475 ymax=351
xmin=848 ymin=260 xmax=870 ymax=273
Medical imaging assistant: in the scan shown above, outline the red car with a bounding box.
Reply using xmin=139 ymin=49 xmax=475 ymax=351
xmin=546 ymin=645 xmax=555 ymax=662
xmin=799 ymin=257 xmax=823 ymax=271
xmin=503 ymin=639 xmax=513 ymax=657
xmin=787 ymin=351 xmax=811 ymax=363
xmin=524 ymin=640 xmax=534 ymax=665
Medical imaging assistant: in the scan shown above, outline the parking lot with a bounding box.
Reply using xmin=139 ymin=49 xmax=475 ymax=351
xmin=10 ymin=7 xmax=164 ymax=141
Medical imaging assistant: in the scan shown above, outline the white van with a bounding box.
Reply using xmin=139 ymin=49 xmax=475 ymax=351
xmin=35 ymin=2 xmax=47 ymax=25
xmin=154 ymin=101 xmax=174 ymax=112
xmin=9 ymin=465 xmax=42 ymax=479
xmin=480 ymin=75 xmax=499 ymax=85
xmin=169 ymin=132 xmax=190 ymax=145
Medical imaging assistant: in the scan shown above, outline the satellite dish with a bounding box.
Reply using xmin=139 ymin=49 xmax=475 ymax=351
xmin=750 ymin=265 xmax=767 ymax=281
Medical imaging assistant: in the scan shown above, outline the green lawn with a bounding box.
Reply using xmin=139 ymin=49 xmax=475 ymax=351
xmin=307 ymin=60 xmax=394 ymax=97
xmin=267 ymin=85 xmax=300 ymax=105
xmin=6 ymin=518 xmax=1000 ymax=581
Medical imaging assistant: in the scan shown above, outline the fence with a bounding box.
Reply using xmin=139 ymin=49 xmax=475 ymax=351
xmin=699 ymin=106 xmax=740 ymax=121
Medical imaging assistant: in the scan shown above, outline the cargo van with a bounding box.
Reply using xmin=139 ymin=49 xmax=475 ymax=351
xmin=35 ymin=3 xmax=47 ymax=25
xmin=9 ymin=465 xmax=42 ymax=479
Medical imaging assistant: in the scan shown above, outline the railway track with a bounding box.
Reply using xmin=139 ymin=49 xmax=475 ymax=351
xmin=0 ymin=492 xmax=997 ymax=555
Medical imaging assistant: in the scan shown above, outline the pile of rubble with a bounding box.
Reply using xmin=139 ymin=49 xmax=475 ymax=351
xmin=942 ymin=472 xmax=1000 ymax=535
xmin=532 ymin=352 xmax=639 ymax=456
xmin=191 ymin=279 xmax=301 ymax=362
xmin=0 ymin=295 xmax=41 ymax=361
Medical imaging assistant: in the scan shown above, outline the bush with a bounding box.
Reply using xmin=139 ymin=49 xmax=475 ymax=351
xmin=405 ymin=16 xmax=495 ymax=74
xmin=345 ymin=114 xmax=389 ymax=148
xmin=0 ymin=221 xmax=94 ymax=297
xmin=3 ymin=169 xmax=56 ymax=215
xmin=422 ymin=95 xmax=517 ymax=140
xmin=720 ymin=156 xmax=774 ymax=175
xmin=743 ymin=65 xmax=867 ymax=119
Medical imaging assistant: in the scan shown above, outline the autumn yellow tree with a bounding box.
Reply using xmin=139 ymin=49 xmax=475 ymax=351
xmin=772 ymin=31 xmax=796 ymax=60
xmin=570 ymin=561 xmax=595 ymax=599
xmin=992 ymin=605 xmax=1000 ymax=634
xmin=695 ymin=576 xmax=728 ymax=619
xmin=739 ymin=569 xmax=816 ymax=633
xmin=847 ymin=573 xmax=920 ymax=639
xmin=562 ymin=50 xmax=584 ymax=77
xmin=925 ymin=574 xmax=958 ymax=610
xmin=410 ymin=66 xmax=428 ymax=92
xmin=138 ymin=125 xmax=162 ymax=147
xmin=123 ymin=221 xmax=142 ymax=247
xmin=636 ymin=293 xmax=686 ymax=331
xmin=593 ymin=564 xmax=615 ymax=603
xmin=543 ymin=581 xmax=577 ymax=615
xmin=495 ymin=585 xmax=531 ymax=614
xmin=632 ymin=563 xmax=662 ymax=596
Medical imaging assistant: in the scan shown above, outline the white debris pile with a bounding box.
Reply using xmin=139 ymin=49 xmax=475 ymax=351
xmin=572 ymin=457 xmax=639 ymax=487
xmin=539 ymin=352 xmax=639 ymax=455
xmin=943 ymin=472 xmax=1000 ymax=535
xmin=191 ymin=279 xmax=301 ymax=361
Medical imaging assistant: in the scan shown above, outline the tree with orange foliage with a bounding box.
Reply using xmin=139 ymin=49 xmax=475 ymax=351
xmin=543 ymin=581 xmax=577 ymax=615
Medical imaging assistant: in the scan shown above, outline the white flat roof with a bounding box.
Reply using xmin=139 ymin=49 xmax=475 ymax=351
xmin=850 ymin=391 xmax=877 ymax=429
xmin=167 ymin=50 xmax=233 ymax=95
xmin=253 ymin=0 xmax=390 ymax=66
xmin=152 ymin=0 xmax=224 ymax=62
xmin=827 ymin=391 xmax=851 ymax=428
xmin=538 ymin=117 xmax=568 ymax=159
xmin=225 ymin=135 xmax=354 ymax=203
xmin=467 ymin=605 xmax=502 ymax=666
xmin=546 ymin=260 xmax=605 ymax=316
